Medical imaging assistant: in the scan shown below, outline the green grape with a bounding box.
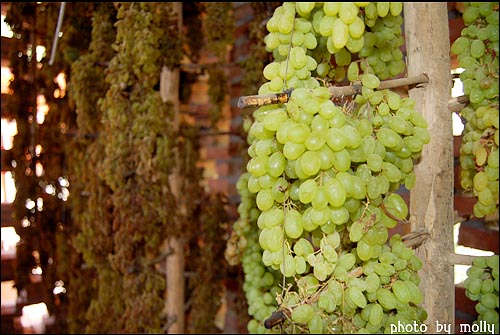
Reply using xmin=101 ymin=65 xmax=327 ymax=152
xmin=376 ymin=2 xmax=390 ymax=18
xmin=335 ymin=47 xmax=352 ymax=66
xmin=339 ymin=2 xmax=359 ymax=24
xmin=347 ymin=286 xmax=367 ymax=308
xmin=290 ymin=46 xmax=308 ymax=69
xmin=366 ymin=272 xmax=381 ymax=294
xmin=349 ymin=219 xmax=365 ymax=242
xmin=268 ymin=151 xmax=286 ymax=178
xmin=314 ymin=259 xmax=330 ymax=281
xmin=300 ymin=150 xmax=322 ymax=176
xmin=302 ymin=208 xmax=318 ymax=232
xmin=405 ymin=280 xmax=423 ymax=305
xmin=318 ymin=291 xmax=337 ymax=313
xmin=308 ymin=313 xmax=325 ymax=333
xmin=369 ymin=303 xmax=384 ymax=326
xmin=392 ymin=280 xmax=411 ymax=304
xmin=377 ymin=128 xmax=403 ymax=149
xmin=298 ymin=178 xmax=318 ymax=204
xmin=295 ymin=255 xmax=307 ymax=274
xmin=333 ymin=149 xmax=352 ymax=172
xmin=255 ymin=138 xmax=274 ymax=157
xmin=326 ymin=127 xmax=347 ymax=151
xmin=284 ymin=208 xmax=304 ymax=239
xmin=324 ymin=178 xmax=347 ymax=207
xmin=357 ymin=240 xmax=375 ymax=261
xmin=296 ymin=2 xmax=315 ymax=17
xmin=332 ymin=18 xmax=349 ymax=49
xmin=389 ymin=2 xmax=402 ymax=16
xmin=330 ymin=205 xmax=350 ymax=225
xmin=288 ymin=123 xmax=311 ymax=143
xmin=349 ymin=16 xmax=365 ymax=39
xmin=338 ymin=252 xmax=356 ymax=270
xmin=256 ymin=188 xmax=275 ymax=211
xmin=343 ymin=124 xmax=363 ymax=149
xmin=312 ymin=185 xmax=329 ymax=209
xmin=267 ymin=226 xmax=285 ymax=252
xmin=376 ymin=287 xmax=397 ymax=310
xmin=362 ymin=73 xmax=381 ymax=89
xmin=367 ymin=153 xmax=383 ymax=172
xmin=305 ymin=131 xmax=326 ymax=151
xmin=263 ymin=61 xmax=281 ymax=80
xmin=319 ymin=15 xmax=336 ymax=36
xmin=283 ymin=141 xmax=306 ymax=160
xmin=374 ymin=262 xmax=395 ymax=277
xmin=294 ymin=237 xmax=314 ymax=256
xmin=311 ymin=207 xmax=330 ymax=226
xmin=281 ymin=253 xmax=296 ymax=277
xmin=388 ymin=115 xmax=408 ymax=134
xmin=473 ymin=171 xmax=488 ymax=192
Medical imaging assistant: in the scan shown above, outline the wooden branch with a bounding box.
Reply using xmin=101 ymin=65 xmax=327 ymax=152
xmin=162 ymin=315 xmax=178 ymax=333
xmin=448 ymin=95 xmax=469 ymax=113
xmin=330 ymin=73 xmax=430 ymax=97
xmin=237 ymin=74 xmax=429 ymax=109
xmin=237 ymin=88 xmax=293 ymax=109
xmin=402 ymin=228 xmax=430 ymax=248
xmin=145 ymin=248 xmax=174 ymax=266
xmin=448 ymin=253 xmax=476 ymax=266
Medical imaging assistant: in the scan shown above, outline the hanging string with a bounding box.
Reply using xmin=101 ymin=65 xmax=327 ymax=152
xmin=49 ymin=2 xmax=66 ymax=66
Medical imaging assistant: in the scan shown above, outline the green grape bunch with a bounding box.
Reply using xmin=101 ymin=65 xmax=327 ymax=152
xmin=451 ymin=2 xmax=499 ymax=219
xmin=463 ymin=255 xmax=499 ymax=334
xmin=227 ymin=2 xmax=432 ymax=334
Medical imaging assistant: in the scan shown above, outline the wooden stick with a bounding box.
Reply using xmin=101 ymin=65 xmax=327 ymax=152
xmin=237 ymin=74 xmax=429 ymax=109
xmin=402 ymin=228 xmax=430 ymax=248
xmin=448 ymin=253 xmax=476 ymax=266
xmin=405 ymin=3 xmax=455 ymax=332
xmin=237 ymin=88 xmax=293 ymax=109
xmin=330 ymin=73 xmax=430 ymax=97
xmin=48 ymin=2 xmax=66 ymax=66
xmin=448 ymin=95 xmax=469 ymax=113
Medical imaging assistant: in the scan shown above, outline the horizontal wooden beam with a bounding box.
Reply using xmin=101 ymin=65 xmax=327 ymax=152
xmin=448 ymin=95 xmax=469 ymax=113
xmin=448 ymin=253 xmax=475 ymax=266
xmin=237 ymin=74 xmax=429 ymax=109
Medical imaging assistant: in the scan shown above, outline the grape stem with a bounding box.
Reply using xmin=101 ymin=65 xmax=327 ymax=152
xmin=237 ymin=74 xmax=429 ymax=108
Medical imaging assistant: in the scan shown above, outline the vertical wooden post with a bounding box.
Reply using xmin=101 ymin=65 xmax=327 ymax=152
xmin=161 ymin=2 xmax=185 ymax=334
xmin=404 ymin=3 xmax=455 ymax=333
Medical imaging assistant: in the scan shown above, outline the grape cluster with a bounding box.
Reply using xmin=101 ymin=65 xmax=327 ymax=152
xmin=451 ymin=2 xmax=499 ymax=219
xmin=463 ymin=255 xmax=499 ymax=334
xmin=225 ymin=172 xmax=284 ymax=330
xmin=228 ymin=2 xmax=432 ymax=334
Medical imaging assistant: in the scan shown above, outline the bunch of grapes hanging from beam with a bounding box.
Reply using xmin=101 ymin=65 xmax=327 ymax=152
xmin=226 ymin=2 xmax=431 ymax=333
xmin=451 ymin=2 xmax=499 ymax=219
xmin=463 ymin=255 xmax=499 ymax=334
